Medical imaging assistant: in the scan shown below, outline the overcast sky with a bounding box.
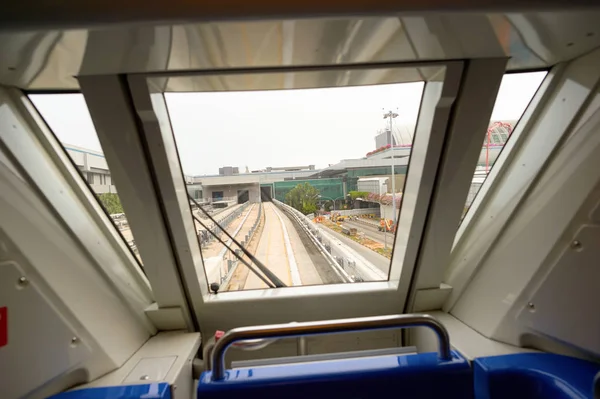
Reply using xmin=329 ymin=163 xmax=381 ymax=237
xmin=31 ymin=71 xmax=545 ymax=176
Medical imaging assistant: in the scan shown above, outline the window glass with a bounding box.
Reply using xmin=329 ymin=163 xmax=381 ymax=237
xmin=29 ymin=94 xmax=144 ymax=265
xmin=165 ymin=82 xmax=424 ymax=291
xmin=462 ymin=72 xmax=547 ymax=219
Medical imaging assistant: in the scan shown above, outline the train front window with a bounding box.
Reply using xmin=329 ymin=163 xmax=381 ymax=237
xmin=165 ymin=82 xmax=424 ymax=291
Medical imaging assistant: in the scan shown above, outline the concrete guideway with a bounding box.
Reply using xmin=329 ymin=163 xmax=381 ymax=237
xmin=276 ymin=208 xmax=325 ymax=286
xmin=277 ymin=202 xmax=351 ymax=284
xmin=244 ymin=202 xmax=322 ymax=289
xmin=244 ymin=202 xmax=291 ymax=289
xmin=271 ymin=205 xmax=302 ymax=286
xmin=278 ymin=200 xmax=386 ymax=282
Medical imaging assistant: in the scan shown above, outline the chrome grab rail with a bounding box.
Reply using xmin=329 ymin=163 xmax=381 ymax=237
xmin=210 ymin=313 xmax=452 ymax=381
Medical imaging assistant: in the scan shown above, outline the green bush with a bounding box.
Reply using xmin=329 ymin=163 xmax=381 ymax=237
xmin=97 ymin=193 xmax=124 ymax=215
xmin=349 ymin=191 xmax=369 ymax=200
xmin=284 ymin=182 xmax=320 ymax=215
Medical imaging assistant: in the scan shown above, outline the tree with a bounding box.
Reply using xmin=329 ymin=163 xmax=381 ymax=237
xmin=97 ymin=193 xmax=124 ymax=215
xmin=284 ymin=182 xmax=319 ymax=215
xmin=349 ymin=191 xmax=369 ymax=200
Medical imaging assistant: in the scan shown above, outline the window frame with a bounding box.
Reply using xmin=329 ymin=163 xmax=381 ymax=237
xmin=443 ymin=50 xmax=600 ymax=343
xmin=77 ymin=59 xmax=507 ymax=336
xmin=399 ymin=59 xmax=509 ymax=312
xmin=0 ymin=87 xmax=155 ymax=332
xmin=456 ymin=70 xmax=549 ymax=225
xmin=28 ymin=93 xmax=148 ymax=271
xmin=445 ymin=62 xmax=585 ymax=312
xmin=456 ymin=70 xmax=553 ymax=240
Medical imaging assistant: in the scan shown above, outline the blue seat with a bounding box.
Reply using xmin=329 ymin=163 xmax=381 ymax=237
xmin=198 ymin=351 xmax=473 ymax=399
xmin=474 ymin=353 xmax=600 ymax=399
xmin=47 ymin=382 xmax=170 ymax=399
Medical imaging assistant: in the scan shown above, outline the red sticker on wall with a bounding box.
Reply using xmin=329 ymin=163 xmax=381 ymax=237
xmin=0 ymin=307 xmax=7 ymax=347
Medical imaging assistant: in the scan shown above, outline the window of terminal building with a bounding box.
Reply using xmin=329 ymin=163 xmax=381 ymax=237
xmin=461 ymin=71 xmax=547 ymax=221
xmin=29 ymin=94 xmax=144 ymax=266
xmin=165 ymin=82 xmax=423 ymax=292
xmin=212 ymin=191 xmax=224 ymax=201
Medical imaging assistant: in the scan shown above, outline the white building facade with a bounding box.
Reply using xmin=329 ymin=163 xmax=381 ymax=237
xmin=64 ymin=144 xmax=116 ymax=194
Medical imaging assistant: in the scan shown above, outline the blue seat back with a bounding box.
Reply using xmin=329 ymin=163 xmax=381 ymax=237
xmin=47 ymin=382 xmax=170 ymax=399
xmin=474 ymin=353 xmax=600 ymax=399
xmin=198 ymin=351 xmax=472 ymax=399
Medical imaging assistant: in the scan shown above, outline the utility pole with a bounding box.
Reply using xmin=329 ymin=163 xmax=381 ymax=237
xmin=383 ymin=109 xmax=399 ymax=223
xmin=380 ymin=183 xmax=387 ymax=249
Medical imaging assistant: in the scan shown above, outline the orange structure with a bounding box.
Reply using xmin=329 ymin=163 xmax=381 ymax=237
xmin=378 ymin=219 xmax=396 ymax=233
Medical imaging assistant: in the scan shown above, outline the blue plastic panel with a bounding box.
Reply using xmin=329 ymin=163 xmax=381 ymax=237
xmin=198 ymin=351 xmax=473 ymax=399
xmin=474 ymin=353 xmax=600 ymax=399
xmin=47 ymin=383 xmax=170 ymax=399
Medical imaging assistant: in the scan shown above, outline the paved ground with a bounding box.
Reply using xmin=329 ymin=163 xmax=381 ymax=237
xmin=244 ymin=202 xmax=322 ymax=289
xmin=344 ymin=220 xmax=393 ymax=246
xmin=278 ymin=207 xmax=323 ymax=286
xmin=120 ymin=227 xmax=134 ymax=243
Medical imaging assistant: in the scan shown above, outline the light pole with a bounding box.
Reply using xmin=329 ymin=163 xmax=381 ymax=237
xmin=379 ymin=183 xmax=388 ymax=250
xmin=383 ymin=109 xmax=399 ymax=223
xmin=322 ymin=195 xmax=335 ymax=211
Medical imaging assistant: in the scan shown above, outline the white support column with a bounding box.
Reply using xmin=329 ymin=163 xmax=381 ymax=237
xmin=404 ymin=58 xmax=508 ymax=312
xmin=79 ymin=75 xmax=194 ymax=331
xmin=127 ymin=75 xmax=207 ymax=314
xmin=0 ymin=86 xmax=155 ymax=397
xmin=391 ymin=63 xmax=464 ymax=302
xmin=2 ymin=88 xmax=153 ymax=317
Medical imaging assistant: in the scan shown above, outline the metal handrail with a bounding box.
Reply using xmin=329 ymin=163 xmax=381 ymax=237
xmin=210 ymin=314 xmax=452 ymax=381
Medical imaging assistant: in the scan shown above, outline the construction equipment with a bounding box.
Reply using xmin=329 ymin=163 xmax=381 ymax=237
xmin=331 ymin=212 xmax=345 ymax=223
xmin=341 ymin=225 xmax=357 ymax=236
xmin=378 ymin=219 xmax=396 ymax=233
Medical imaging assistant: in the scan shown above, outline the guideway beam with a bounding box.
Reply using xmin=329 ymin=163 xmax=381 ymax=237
xmin=188 ymin=195 xmax=286 ymax=288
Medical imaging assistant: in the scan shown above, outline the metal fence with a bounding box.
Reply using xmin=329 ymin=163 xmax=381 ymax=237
xmin=197 ymin=202 xmax=250 ymax=247
xmin=331 ymin=208 xmax=380 ymax=216
xmin=220 ymin=203 xmax=263 ymax=287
